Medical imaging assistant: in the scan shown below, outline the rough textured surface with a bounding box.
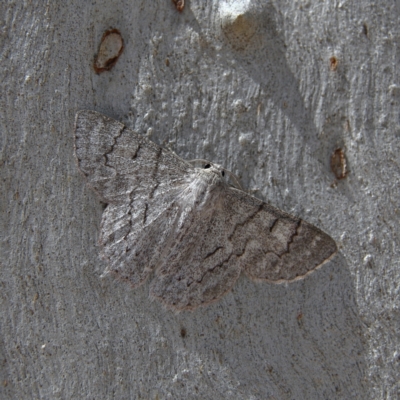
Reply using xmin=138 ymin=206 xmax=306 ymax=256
xmin=0 ymin=0 xmax=399 ymax=398
xmin=75 ymin=110 xmax=337 ymax=311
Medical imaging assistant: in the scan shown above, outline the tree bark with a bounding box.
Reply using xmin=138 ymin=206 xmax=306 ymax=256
xmin=1 ymin=1 xmax=398 ymax=398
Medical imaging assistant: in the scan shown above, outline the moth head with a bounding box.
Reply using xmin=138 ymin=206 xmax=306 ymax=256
xmin=189 ymin=159 xmax=241 ymax=189
xmin=203 ymin=162 xmax=225 ymax=178
xmin=193 ymin=160 xmax=242 ymax=190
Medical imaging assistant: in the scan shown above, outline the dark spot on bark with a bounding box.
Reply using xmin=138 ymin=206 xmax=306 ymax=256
xmin=329 ymin=56 xmax=338 ymax=71
xmin=172 ymin=0 xmax=185 ymax=12
xmin=94 ymin=29 xmax=124 ymax=74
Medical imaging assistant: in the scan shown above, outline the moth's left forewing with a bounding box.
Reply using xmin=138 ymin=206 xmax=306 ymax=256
xmin=74 ymin=110 xmax=192 ymax=205
xmin=75 ymin=110 xmax=199 ymax=292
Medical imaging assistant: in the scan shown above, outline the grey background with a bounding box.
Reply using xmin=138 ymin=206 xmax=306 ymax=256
xmin=1 ymin=0 xmax=399 ymax=398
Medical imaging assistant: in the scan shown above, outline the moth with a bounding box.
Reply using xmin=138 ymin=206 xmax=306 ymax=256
xmin=74 ymin=110 xmax=337 ymax=310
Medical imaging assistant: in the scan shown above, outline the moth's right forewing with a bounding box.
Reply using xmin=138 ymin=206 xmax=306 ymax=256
xmin=223 ymin=188 xmax=337 ymax=282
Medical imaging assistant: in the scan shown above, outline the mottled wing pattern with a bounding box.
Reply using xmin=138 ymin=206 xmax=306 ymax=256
xmin=149 ymin=186 xmax=337 ymax=310
xmin=150 ymin=188 xmax=242 ymax=310
xmin=74 ymin=110 xmax=191 ymax=204
xmin=100 ymin=192 xmax=185 ymax=288
xmin=75 ymin=110 xmax=193 ymax=287
xmin=222 ymin=187 xmax=338 ymax=282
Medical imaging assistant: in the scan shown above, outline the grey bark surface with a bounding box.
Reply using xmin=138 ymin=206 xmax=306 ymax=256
xmin=0 ymin=1 xmax=398 ymax=399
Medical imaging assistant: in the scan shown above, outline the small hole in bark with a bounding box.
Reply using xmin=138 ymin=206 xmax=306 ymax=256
xmin=329 ymin=56 xmax=338 ymax=71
